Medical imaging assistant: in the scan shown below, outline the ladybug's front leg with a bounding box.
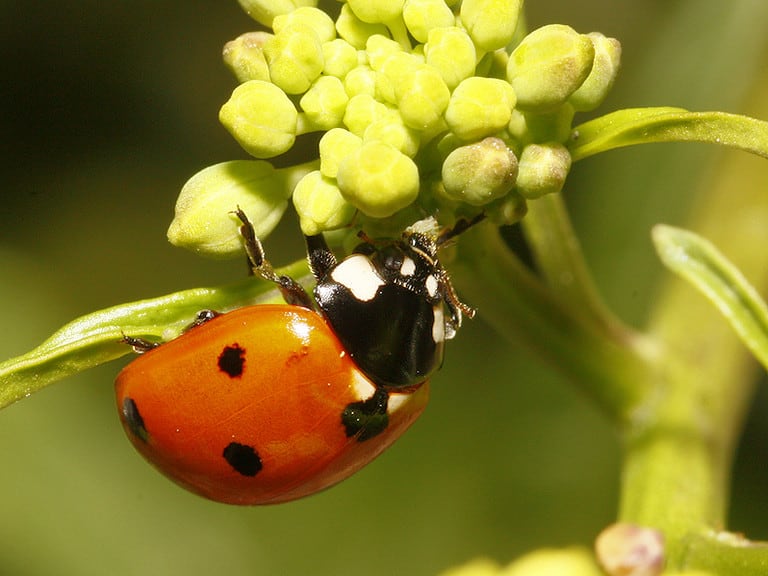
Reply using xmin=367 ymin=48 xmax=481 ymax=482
xmin=232 ymin=207 xmax=314 ymax=309
xmin=305 ymin=233 xmax=337 ymax=281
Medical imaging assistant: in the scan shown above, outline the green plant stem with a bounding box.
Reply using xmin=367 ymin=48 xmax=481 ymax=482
xmin=522 ymin=193 xmax=631 ymax=341
xmin=619 ymin=141 xmax=768 ymax=565
xmin=451 ymin=223 xmax=654 ymax=421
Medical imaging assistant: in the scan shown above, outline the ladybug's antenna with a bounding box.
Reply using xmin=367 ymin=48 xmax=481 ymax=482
xmin=437 ymin=212 xmax=486 ymax=247
xmin=357 ymin=229 xmax=375 ymax=244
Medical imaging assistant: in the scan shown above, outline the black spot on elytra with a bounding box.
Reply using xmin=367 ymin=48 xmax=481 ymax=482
xmin=121 ymin=397 xmax=149 ymax=443
xmin=341 ymin=388 xmax=390 ymax=441
xmin=218 ymin=344 xmax=246 ymax=378
xmin=223 ymin=442 xmax=262 ymax=477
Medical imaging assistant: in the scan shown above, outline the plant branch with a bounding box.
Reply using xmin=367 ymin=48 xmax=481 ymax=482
xmin=522 ymin=193 xmax=632 ymax=342
xmin=450 ymin=223 xmax=654 ymax=422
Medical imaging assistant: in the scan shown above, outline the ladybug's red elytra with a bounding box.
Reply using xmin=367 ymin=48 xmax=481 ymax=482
xmin=115 ymin=210 xmax=481 ymax=505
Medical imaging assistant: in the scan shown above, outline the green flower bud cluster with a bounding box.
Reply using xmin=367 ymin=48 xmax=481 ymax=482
xmin=172 ymin=1 xmax=622 ymax=253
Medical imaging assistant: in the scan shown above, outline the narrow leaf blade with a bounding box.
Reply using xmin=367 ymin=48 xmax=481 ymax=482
xmin=652 ymin=225 xmax=768 ymax=370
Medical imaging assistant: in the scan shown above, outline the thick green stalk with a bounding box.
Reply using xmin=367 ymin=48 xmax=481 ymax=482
xmin=522 ymin=193 xmax=632 ymax=342
xmin=621 ymin=138 xmax=768 ymax=565
xmin=451 ymin=223 xmax=654 ymax=422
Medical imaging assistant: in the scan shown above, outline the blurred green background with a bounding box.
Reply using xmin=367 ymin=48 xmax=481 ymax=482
xmin=2 ymin=1 xmax=768 ymax=574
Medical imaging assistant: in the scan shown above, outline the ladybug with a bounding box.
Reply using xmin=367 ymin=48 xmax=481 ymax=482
xmin=115 ymin=209 xmax=481 ymax=504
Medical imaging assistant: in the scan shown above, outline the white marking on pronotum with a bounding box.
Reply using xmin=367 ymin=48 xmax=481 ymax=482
xmin=425 ymin=274 xmax=439 ymax=298
xmin=331 ymin=255 xmax=385 ymax=301
xmin=400 ymin=257 xmax=416 ymax=277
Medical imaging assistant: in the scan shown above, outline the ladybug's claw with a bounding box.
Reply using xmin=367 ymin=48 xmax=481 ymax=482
xmin=121 ymin=334 xmax=161 ymax=354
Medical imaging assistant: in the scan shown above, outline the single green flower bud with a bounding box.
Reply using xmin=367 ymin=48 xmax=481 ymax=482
xmin=236 ymin=0 xmax=317 ymax=28
xmin=222 ymin=32 xmax=271 ymax=83
xmin=319 ymin=128 xmax=363 ymax=178
xmin=336 ymin=141 xmax=420 ymax=217
xmin=336 ymin=4 xmax=390 ymax=49
xmin=168 ymin=160 xmax=290 ymax=257
xmin=460 ymin=0 xmax=523 ymax=52
xmin=293 ymin=170 xmax=356 ymax=235
xmin=442 ymin=137 xmax=518 ymax=206
xmin=366 ymin=34 xmax=404 ymax=71
xmin=347 ymin=0 xmax=405 ymax=25
xmin=344 ymin=64 xmax=378 ymax=97
xmin=272 ymin=6 xmax=336 ymax=43
xmin=395 ymin=64 xmax=451 ymax=132
xmin=343 ymin=93 xmax=391 ymax=136
xmin=403 ymin=0 xmax=455 ymax=44
xmin=445 ymin=77 xmax=516 ymax=140
xmin=300 ymin=75 xmax=349 ymax=130
xmin=515 ymin=142 xmax=572 ymax=199
xmin=219 ymin=80 xmax=298 ymax=158
xmin=322 ymin=38 xmax=359 ymax=78
xmin=264 ymin=23 xmax=324 ymax=94
xmin=375 ymin=51 xmax=420 ymax=105
xmin=364 ymin=115 xmax=420 ymax=157
xmin=522 ymin=103 xmax=575 ymax=144
xmin=507 ymin=24 xmax=595 ymax=112
xmin=504 ymin=547 xmax=603 ymax=576
xmin=569 ymin=33 xmax=621 ymax=112
xmin=424 ymin=26 xmax=476 ymax=90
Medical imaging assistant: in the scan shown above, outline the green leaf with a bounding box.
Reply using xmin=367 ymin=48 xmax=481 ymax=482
xmin=0 ymin=261 xmax=309 ymax=411
xmin=652 ymin=225 xmax=768 ymax=371
xmin=570 ymin=108 xmax=768 ymax=162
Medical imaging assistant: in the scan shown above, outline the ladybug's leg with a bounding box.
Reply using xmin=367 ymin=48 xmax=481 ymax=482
xmin=305 ymin=233 xmax=337 ymax=281
xmin=434 ymin=213 xmax=484 ymax=333
xmin=438 ymin=268 xmax=476 ymax=339
xmin=341 ymin=388 xmax=390 ymax=442
xmin=120 ymin=310 xmax=221 ymax=354
xmin=121 ymin=334 xmax=160 ymax=354
xmin=233 ymin=208 xmax=314 ymax=309
xmin=186 ymin=309 xmax=220 ymax=329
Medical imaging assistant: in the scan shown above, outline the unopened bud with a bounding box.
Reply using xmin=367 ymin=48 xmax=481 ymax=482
xmin=424 ymin=26 xmax=477 ymax=90
xmin=168 ymin=161 xmax=290 ymax=257
xmin=300 ymin=75 xmax=349 ymax=130
xmin=219 ymin=80 xmax=298 ymax=158
xmin=569 ymin=33 xmax=621 ymax=112
xmin=223 ymin=32 xmax=271 ymax=83
xmin=293 ymin=170 xmax=356 ymax=235
xmin=442 ymin=137 xmax=518 ymax=206
xmin=336 ymin=141 xmax=419 ymax=217
xmin=445 ymin=77 xmax=516 ymax=141
xmin=264 ymin=23 xmax=324 ymax=94
xmin=507 ymin=24 xmax=595 ymax=112
xmin=236 ymin=0 xmax=318 ymax=28
xmin=403 ymin=0 xmax=456 ymax=44
xmin=516 ymin=142 xmax=572 ymax=198
xmin=461 ymin=0 xmax=523 ymax=52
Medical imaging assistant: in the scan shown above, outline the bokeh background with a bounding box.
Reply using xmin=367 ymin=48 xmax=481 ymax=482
xmin=2 ymin=1 xmax=768 ymax=574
